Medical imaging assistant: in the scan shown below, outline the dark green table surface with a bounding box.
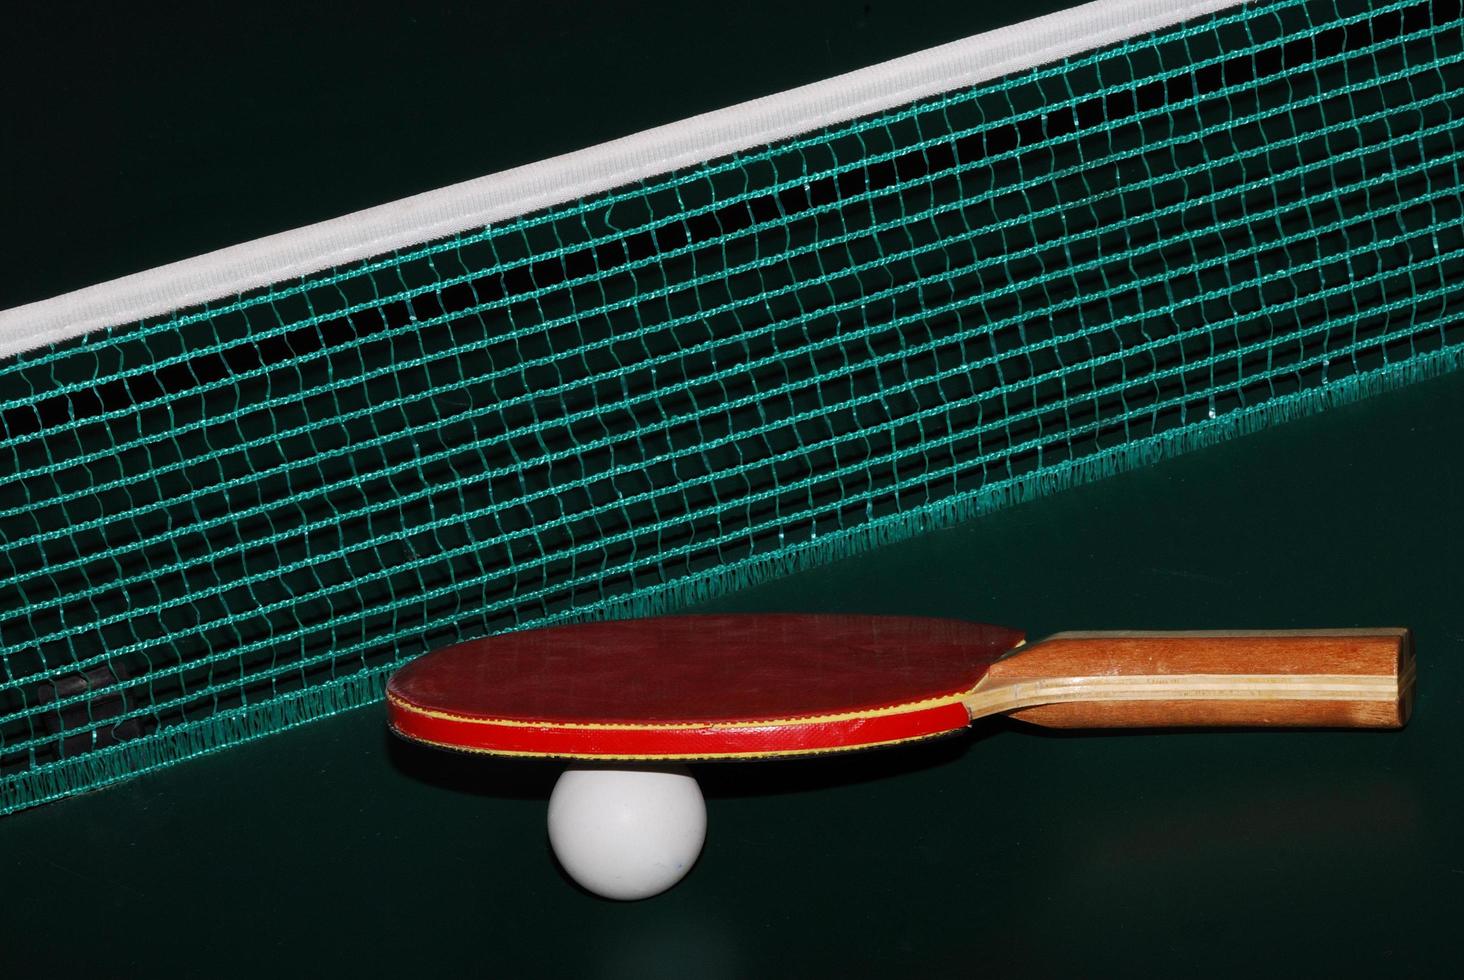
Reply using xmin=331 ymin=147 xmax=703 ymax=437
xmin=3 ymin=2 xmax=1462 ymax=976
xmin=5 ymin=351 xmax=1461 ymax=978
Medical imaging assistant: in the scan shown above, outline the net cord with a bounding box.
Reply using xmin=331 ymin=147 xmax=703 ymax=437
xmin=0 ymin=0 xmax=1248 ymax=360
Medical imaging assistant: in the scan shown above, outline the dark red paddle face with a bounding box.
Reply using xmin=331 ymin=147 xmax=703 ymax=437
xmin=387 ymin=614 xmax=1024 ymax=759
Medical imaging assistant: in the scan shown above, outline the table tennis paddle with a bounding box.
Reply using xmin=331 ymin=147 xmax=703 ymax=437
xmin=387 ymin=615 xmax=1414 ymax=759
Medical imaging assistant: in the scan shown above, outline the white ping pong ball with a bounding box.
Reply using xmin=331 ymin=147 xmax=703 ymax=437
xmin=547 ymin=765 xmax=707 ymax=900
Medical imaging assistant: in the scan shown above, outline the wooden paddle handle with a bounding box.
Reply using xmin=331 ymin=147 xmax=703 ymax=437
xmin=979 ymin=629 xmax=1413 ymax=729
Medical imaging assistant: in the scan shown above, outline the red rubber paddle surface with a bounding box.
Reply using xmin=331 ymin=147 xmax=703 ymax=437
xmin=387 ymin=614 xmax=1024 ymax=759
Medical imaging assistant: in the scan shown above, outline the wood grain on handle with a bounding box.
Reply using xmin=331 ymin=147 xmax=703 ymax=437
xmin=964 ymin=629 xmax=1414 ymax=729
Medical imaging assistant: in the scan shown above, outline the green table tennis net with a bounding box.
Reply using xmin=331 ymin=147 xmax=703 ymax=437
xmin=2 ymin=0 xmax=1461 ymax=812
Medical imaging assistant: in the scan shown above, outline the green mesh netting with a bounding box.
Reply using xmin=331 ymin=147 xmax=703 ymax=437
xmin=2 ymin=0 xmax=1462 ymax=812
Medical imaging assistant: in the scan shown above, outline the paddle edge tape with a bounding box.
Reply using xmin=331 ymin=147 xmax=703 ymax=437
xmin=385 ymin=690 xmax=973 ymax=759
